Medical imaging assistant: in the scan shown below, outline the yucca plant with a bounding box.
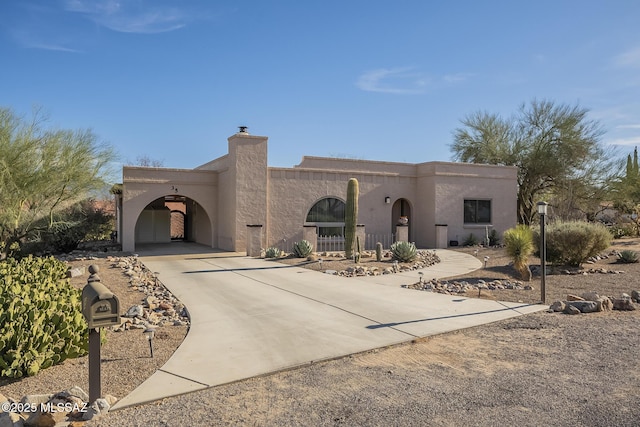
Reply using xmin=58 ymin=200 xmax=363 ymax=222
xmin=390 ymin=241 xmax=417 ymax=263
xmin=617 ymin=249 xmax=639 ymax=264
xmin=265 ymin=247 xmax=282 ymax=258
xmin=293 ymin=240 xmax=313 ymax=258
xmin=503 ymin=225 xmax=534 ymax=281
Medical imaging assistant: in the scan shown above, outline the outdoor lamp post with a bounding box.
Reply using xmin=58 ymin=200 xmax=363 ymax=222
xmin=143 ymin=328 xmax=156 ymax=358
xmin=537 ymin=201 xmax=548 ymax=304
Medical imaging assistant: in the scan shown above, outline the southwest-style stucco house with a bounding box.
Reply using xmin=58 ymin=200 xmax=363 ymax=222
xmin=115 ymin=128 xmax=517 ymax=253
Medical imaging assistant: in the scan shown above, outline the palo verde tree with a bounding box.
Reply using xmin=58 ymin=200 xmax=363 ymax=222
xmin=450 ymin=99 xmax=616 ymax=225
xmin=0 ymin=107 xmax=116 ymax=256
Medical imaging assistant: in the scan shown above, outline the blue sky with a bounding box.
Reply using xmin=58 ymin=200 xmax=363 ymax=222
xmin=2 ymin=1 xmax=640 ymax=175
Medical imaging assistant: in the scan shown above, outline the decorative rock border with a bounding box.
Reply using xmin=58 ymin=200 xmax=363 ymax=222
xmin=404 ymin=278 xmax=533 ymax=295
xmin=550 ymin=291 xmax=639 ymax=314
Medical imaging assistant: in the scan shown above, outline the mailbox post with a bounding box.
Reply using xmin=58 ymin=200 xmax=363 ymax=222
xmin=81 ymin=265 xmax=120 ymax=403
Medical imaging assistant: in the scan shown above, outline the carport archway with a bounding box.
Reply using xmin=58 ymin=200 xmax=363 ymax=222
xmin=134 ymin=195 xmax=212 ymax=248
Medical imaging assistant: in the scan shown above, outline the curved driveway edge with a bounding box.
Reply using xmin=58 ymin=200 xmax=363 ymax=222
xmin=112 ymin=246 xmax=545 ymax=410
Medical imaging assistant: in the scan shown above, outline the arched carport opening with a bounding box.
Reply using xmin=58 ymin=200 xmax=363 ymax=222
xmin=134 ymin=195 xmax=212 ymax=247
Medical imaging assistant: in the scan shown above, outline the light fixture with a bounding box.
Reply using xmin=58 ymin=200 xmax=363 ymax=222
xmin=537 ymin=201 xmax=548 ymax=303
xmin=537 ymin=201 xmax=548 ymax=215
xmin=385 ymin=196 xmax=391 ymax=204
xmin=143 ymin=327 xmax=156 ymax=358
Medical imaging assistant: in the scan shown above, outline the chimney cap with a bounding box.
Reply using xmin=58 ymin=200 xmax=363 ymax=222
xmin=238 ymin=126 xmax=249 ymax=134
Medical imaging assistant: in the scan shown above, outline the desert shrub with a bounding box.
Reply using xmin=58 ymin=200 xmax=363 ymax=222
xmin=390 ymin=241 xmax=417 ymax=262
xmin=534 ymin=221 xmax=612 ymax=267
xmin=0 ymin=256 xmax=89 ymax=378
xmin=617 ymin=249 xmax=639 ymax=264
xmin=19 ymin=199 xmax=114 ymax=256
xmin=293 ymin=240 xmax=313 ymax=258
xmin=265 ymin=247 xmax=282 ymax=258
xmin=463 ymin=233 xmax=479 ymax=246
xmin=503 ymin=225 xmax=534 ymax=280
xmin=609 ymin=224 xmax=634 ymax=239
xmin=488 ymin=229 xmax=500 ymax=246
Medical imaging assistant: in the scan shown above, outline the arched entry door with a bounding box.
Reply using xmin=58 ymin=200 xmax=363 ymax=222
xmin=391 ymin=198 xmax=412 ymax=240
xmin=134 ymin=195 xmax=211 ymax=246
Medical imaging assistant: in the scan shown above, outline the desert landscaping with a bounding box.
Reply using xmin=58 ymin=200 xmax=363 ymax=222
xmin=1 ymin=238 xmax=639 ymax=426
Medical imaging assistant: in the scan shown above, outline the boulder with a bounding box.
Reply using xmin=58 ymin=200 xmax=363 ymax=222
xmin=549 ymin=301 xmax=565 ymax=312
xmin=612 ymin=296 xmax=637 ymax=311
xmin=566 ymin=294 xmax=585 ymax=301
xmin=631 ymin=290 xmax=640 ymax=303
xmin=566 ymin=300 xmax=599 ymax=313
xmin=563 ymin=304 xmax=581 ymax=315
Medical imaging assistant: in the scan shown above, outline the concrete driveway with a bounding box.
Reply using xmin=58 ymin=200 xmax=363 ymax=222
xmin=113 ymin=244 xmax=545 ymax=409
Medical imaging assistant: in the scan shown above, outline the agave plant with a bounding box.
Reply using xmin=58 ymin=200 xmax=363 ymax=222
xmin=265 ymin=247 xmax=282 ymax=259
xmin=617 ymin=249 xmax=639 ymax=264
xmin=293 ymin=240 xmax=313 ymax=258
xmin=390 ymin=241 xmax=417 ymax=263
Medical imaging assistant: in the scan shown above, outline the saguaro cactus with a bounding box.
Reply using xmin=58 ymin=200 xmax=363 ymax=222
xmin=344 ymin=178 xmax=359 ymax=259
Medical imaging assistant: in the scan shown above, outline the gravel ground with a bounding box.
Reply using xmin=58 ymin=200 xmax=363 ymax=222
xmin=2 ymin=239 xmax=640 ymax=426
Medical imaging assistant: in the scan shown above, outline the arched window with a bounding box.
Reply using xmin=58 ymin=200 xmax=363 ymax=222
xmin=306 ymin=197 xmax=345 ymax=237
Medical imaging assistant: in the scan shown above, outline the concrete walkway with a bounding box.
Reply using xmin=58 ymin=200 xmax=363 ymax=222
xmin=112 ymin=244 xmax=546 ymax=410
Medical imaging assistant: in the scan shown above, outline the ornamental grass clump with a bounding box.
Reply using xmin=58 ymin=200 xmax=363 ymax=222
xmin=390 ymin=241 xmax=417 ymax=263
xmin=534 ymin=221 xmax=612 ymax=267
xmin=293 ymin=240 xmax=313 ymax=258
xmin=0 ymin=256 xmax=89 ymax=378
xmin=503 ymin=225 xmax=534 ymax=281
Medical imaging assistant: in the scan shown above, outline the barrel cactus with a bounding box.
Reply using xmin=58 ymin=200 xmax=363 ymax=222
xmin=293 ymin=240 xmax=313 ymax=258
xmin=390 ymin=241 xmax=417 ymax=263
xmin=344 ymin=178 xmax=359 ymax=259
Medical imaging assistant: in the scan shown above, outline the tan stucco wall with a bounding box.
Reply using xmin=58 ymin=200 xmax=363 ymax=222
xmin=120 ymin=132 xmax=517 ymax=252
xmin=121 ymin=167 xmax=218 ymax=252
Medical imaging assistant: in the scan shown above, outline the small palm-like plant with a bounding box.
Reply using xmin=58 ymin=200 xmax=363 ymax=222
xmin=503 ymin=225 xmax=534 ymax=281
xmin=617 ymin=249 xmax=639 ymax=264
xmin=293 ymin=240 xmax=313 ymax=258
xmin=390 ymin=241 xmax=417 ymax=263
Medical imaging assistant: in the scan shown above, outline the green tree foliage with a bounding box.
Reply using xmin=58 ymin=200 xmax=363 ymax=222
xmin=451 ymin=100 xmax=615 ymax=224
xmin=0 ymin=107 xmax=116 ymax=256
xmin=344 ymin=178 xmax=359 ymax=259
xmin=611 ymin=147 xmax=640 ymax=235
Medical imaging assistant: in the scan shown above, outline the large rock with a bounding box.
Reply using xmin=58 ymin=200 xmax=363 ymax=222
xmin=631 ymin=290 xmax=640 ymax=303
xmin=613 ymin=296 xmax=637 ymax=311
xmin=566 ymin=300 xmax=600 ymax=313
xmin=563 ymin=304 xmax=582 ymax=315
xmin=549 ymin=301 xmax=565 ymax=312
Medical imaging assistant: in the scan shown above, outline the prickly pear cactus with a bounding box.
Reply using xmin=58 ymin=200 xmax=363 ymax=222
xmin=0 ymin=256 xmax=90 ymax=378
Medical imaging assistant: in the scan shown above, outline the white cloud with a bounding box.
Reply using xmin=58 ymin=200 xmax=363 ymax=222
xmin=64 ymin=0 xmax=187 ymax=34
xmin=606 ymin=136 xmax=640 ymax=146
xmin=356 ymin=68 xmax=470 ymax=95
xmin=614 ymin=47 xmax=640 ymax=68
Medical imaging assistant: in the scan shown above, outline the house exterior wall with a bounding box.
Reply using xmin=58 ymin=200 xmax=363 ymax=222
xmin=120 ymin=131 xmax=517 ymax=252
xmin=121 ymin=167 xmax=217 ymax=252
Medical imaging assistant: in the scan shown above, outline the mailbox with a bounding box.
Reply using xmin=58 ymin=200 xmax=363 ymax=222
xmin=81 ymin=265 xmax=120 ymax=329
